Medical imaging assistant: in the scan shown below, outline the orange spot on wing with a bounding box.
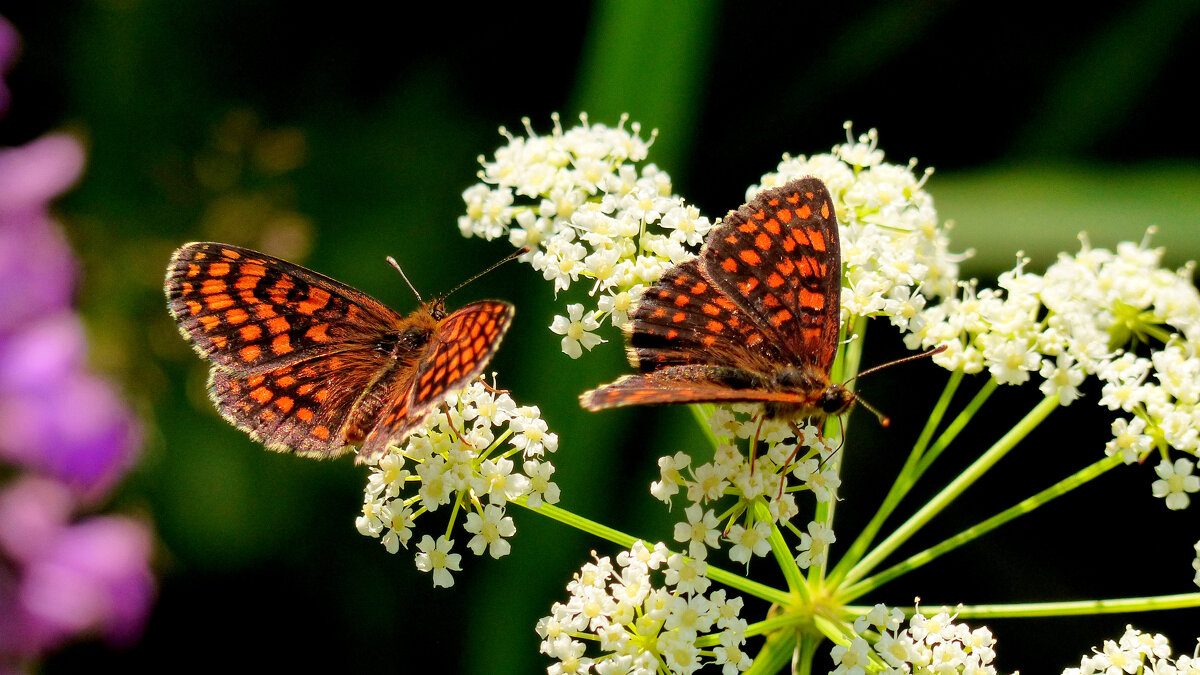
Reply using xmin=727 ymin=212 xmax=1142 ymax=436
xmin=722 ymin=257 xmax=738 ymax=273
xmin=796 ymin=204 xmax=812 ymax=219
xmin=304 ymin=323 xmax=332 ymax=342
xmin=200 ymin=279 xmax=227 ymax=295
xmin=755 ymin=232 xmax=772 ymax=250
xmin=312 ymin=425 xmax=331 ymax=441
xmin=821 ymin=201 xmax=831 ymax=219
xmin=807 ymin=228 xmax=826 ymax=252
xmin=766 ymin=272 xmax=784 ymax=288
xmin=225 ymin=307 xmax=249 ymax=324
xmin=251 ymin=386 xmax=273 ymax=404
xmin=271 ymin=333 xmax=292 ymax=355
xmin=221 ymin=248 xmax=242 ymax=259
xmin=776 ymin=209 xmax=792 ymax=223
xmin=208 ymin=262 xmax=231 ymax=277
xmin=739 ymin=221 xmax=758 ymax=233
xmin=690 ymin=281 xmax=707 ymax=294
xmin=739 ymin=249 xmax=762 ymax=266
xmin=706 ymin=320 xmax=724 ymax=333
xmin=770 ymin=309 xmax=793 ymax=326
xmin=240 ymin=324 xmax=263 ymax=342
xmin=799 ymin=287 xmax=825 ymax=311
xmin=672 ymin=312 xmax=686 ymax=323
xmin=240 ymin=344 xmax=262 ymax=362
xmin=673 ymin=294 xmax=690 ymax=307
xmin=296 ymin=408 xmax=314 ymax=423
xmin=702 ymin=303 xmax=720 ymax=316
xmin=266 ymin=316 xmax=291 ymax=334
xmin=275 ymin=396 xmax=294 ymax=413
xmin=199 ymin=315 xmax=221 ymax=332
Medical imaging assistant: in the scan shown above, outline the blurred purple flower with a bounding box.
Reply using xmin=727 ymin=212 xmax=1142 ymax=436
xmin=0 ymin=15 xmax=154 ymax=665
xmin=0 ymin=134 xmax=83 ymax=335
xmin=0 ymin=478 xmax=155 ymax=657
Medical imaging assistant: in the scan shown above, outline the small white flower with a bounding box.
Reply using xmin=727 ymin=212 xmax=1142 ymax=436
xmin=794 ymin=521 xmax=836 ymax=569
xmin=550 ymin=303 xmax=605 ymax=359
xmin=464 ymin=504 xmax=517 ymax=558
xmin=1151 ymin=458 xmax=1200 ymax=510
xmin=725 ymin=521 xmax=772 ymax=564
xmin=672 ymin=504 xmax=721 ymax=560
xmin=415 ymin=535 xmax=462 ymax=588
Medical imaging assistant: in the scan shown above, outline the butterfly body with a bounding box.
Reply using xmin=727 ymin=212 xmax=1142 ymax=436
xmin=581 ymin=177 xmax=855 ymax=422
xmin=166 ymin=242 xmax=513 ymax=463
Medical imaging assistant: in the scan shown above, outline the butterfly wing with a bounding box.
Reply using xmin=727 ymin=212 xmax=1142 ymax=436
xmin=208 ymin=348 xmax=399 ymax=458
xmin=625 ymin=259 xmax=789 ymax=373
xmin=580 ymin=367 xmax=820 ymax=411
xmin=165 ymin=242 xmax=404 ymax=374
xmin=357 ymin=300 xmax=514 ymax=461
xmin=700 ymin=177 xmax=842 ymax=371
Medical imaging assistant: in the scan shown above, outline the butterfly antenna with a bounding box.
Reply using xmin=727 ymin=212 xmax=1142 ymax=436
xmin=386 ymin=256 xmax=424 ymax=303
xmin=443 ymin=247 xmax=530 ymax=300
xmin=843 ymin=344 xmax=947 ymax=385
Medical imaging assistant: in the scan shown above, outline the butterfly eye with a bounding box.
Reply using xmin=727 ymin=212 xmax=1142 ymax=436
xmin=821 ymin=387 xmax=855 ymax=415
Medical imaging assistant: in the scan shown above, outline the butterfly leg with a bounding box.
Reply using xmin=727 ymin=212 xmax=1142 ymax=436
xmin=747 ymin=414 xmax=767 ymax=476
xmin=444 ymin=408 xmax=476 ymax=448
xmin=480 ymin=377 xmax=510 ymax=397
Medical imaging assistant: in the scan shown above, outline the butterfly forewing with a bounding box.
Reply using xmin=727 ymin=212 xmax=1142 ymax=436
xmin=166 ymin=242 xmax=404 ymax=374
xmin=700 ymin=178 xmax=841 ymax=370
xmin=358 ymin=300 xmax=514 ymax=459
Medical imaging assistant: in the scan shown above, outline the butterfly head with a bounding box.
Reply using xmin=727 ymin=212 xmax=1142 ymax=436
xmin=819 ymin=384 xmax=857 ymax=417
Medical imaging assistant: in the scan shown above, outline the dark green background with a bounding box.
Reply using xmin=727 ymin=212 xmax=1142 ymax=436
xmin=3 ymin=1 xmax=1198 ymax=672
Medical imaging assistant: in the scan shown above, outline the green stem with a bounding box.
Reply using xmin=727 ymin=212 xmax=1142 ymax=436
xmin=515 ymin=498 xmax=792 ymax=606
xmin=916 ymin=378 xmax=999 ymax=475
xmin=841 ymin=394 xmax=1060 ymax=586
xmin=746 ymin=624 xmax=801 ymax=675
xmin=896 ymin=592 xmax=1200 ymax=618
xmin=840 ymin=452 xmax=1124 ymax=601
xmin=829 ymin=370 xmax=964 ymax=584
xmin=756 ymin=499 xmax=809 ymax=602
xmin=689 ymin=402 xmax=721 ymax=451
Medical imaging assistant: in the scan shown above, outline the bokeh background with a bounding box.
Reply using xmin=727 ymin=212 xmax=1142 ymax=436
xmin=2 ymin=1 xmax=1198 ymax=672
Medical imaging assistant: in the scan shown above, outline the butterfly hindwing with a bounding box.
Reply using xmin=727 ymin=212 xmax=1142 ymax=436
xmin=626 ymin=259 xmax=789 ymax=373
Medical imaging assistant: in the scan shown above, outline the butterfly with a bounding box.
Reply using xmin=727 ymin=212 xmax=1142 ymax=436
xmin=579 ymin=177 xmax=858 ymax=423
xmin=165 ymin=242 xmax=515 ymax=463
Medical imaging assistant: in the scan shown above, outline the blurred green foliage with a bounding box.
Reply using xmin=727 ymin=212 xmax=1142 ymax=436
xmin=2 ymin=0 xmax=1197 ymax=672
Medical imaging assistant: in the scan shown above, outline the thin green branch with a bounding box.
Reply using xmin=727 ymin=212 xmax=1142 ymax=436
xmin=516 ymin=499 xmax=792 ymax=606
xmin=830 ymin=371 xmax=975 ymax=585
xmin=916 ymin=377 xmax=999 ymax=475
xmin=898 ymin=592 xmax=1200 ymax=619
xmin=841 ymin=394 xmax=1060 ymax=586
xmin=840 ymin=453 xmax=1125 ymax=601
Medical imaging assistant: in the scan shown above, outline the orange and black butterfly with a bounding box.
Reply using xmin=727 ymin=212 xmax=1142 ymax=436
xmin=165 ymin=242 xmax=514 ymax=463
xmin=580 ymin=177 xmax=858 ymax=421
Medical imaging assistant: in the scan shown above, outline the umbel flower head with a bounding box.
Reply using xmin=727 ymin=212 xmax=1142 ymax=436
xmin=356 ymin=379 xmax=559 ymax=586
xmin=537 ymin=542 xmax=751 ymax=675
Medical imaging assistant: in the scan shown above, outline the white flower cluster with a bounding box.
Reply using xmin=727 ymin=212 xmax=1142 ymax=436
xmin=459 ymin=113 xmax=714 ymax=357
xmin=355 ymin=380 xmax=560 ymax=586
xmin=753 ymin=124 xmax=962 ymax=326
xmin=1063 ymin=625 xmax=1200 ymax=675
xmin=834 ymin=604 xmax=1002 ymax=675
xmin=653 ymin=405 xmax=840 ymax=569
xmin=536 ymin=542 xmax=751 ymax=675
xmin=906 ymin=233 xmax=1200 ymax=509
